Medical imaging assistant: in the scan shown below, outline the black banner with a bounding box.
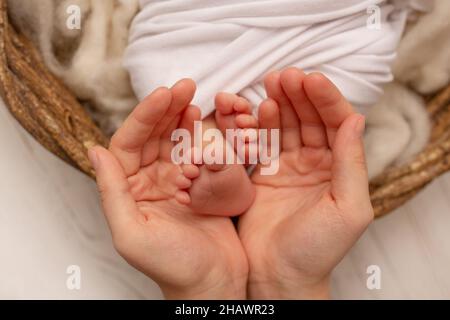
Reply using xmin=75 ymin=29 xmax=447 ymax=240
xmin=0 ymin=300 xmax=444 ymax=319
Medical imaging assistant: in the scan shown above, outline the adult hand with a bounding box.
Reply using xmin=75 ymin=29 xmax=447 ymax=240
xmin=239 ymin=68 xmax=374 ymax=299
xmin=89 ymin=79 xmax=248 ymax=299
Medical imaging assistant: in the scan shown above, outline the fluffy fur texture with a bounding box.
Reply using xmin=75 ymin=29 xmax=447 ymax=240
xmin=365 ymin=0 xmax=449 ymax=179
xmin=7 ymin=0 xmax=448 ymax=179
xmin=7 ymin=0 xmax=139 ymax=134
xmin=393 ymin=0 xmax=450 ymax=94
xmin=364 ymin=82 xmax=431 ymax=178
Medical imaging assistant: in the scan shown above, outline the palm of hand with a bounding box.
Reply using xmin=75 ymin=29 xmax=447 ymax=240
xmin=240 ymin=147 xmax=346 ymax=282
xmin=238 ymin=69 xmax=372 ymax=288
xmin=101 ymin=81 xmax=248 ymax=295
xmin=127 ymin=151 xmax=246 ymax=289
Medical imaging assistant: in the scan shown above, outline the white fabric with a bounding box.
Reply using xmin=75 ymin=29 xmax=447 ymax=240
xmin=124 ymin=0 xmax=420 ymax=117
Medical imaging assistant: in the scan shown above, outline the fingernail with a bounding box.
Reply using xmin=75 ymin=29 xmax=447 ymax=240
xmin=88 ymin=148 xmax=99 ymax=171
xmin=354 ymin=115 xmax=366 ymax=138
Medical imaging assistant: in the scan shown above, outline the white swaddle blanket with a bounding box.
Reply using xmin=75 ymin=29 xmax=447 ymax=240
xmin=124 ymin=0 xmax=419 ymax=117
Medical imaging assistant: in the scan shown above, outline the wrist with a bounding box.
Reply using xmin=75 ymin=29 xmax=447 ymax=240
xmin=161 ymin=274 xmax=248 ymax=300
xmin=248 ymin=274 xmax=330 ymax=300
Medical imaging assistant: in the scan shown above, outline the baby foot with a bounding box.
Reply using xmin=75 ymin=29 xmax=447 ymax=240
xmin=175 ymin=157 xmax=255 ymax=216
xmin=215 ymin=92 xmax=259 ymax=165
xmin=172 ymin=93 xmax=258 ymax=217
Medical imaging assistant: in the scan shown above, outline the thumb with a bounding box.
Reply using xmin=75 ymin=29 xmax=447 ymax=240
xmin=88 ymin=146 xmax=138 ymax=234
xmin=331 ymin=114 xmax=370 ymax=206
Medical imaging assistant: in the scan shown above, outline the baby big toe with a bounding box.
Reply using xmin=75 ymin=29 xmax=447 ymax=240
xmin=181 ymin=164 xmax=201 ymax=179
xmin=233 ymin=97 xmax=252 ymax=114
xmin=215 ymin=92 xmax=238 ymax=115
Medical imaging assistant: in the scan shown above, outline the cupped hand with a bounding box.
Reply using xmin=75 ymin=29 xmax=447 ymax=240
xmin=239 ymin=68 xmax=374 ymax=299
xmin=89 ymin=79 xmax=248 ymax=299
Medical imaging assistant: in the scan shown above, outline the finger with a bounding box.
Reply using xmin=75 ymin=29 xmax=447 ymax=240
xmin=280 ymin=68 xmax=328 ymax=148
xmin=258 ymin=98 xmax=281 ymax=150
xmin=88 ymin=146 xmax=138 ymax=234
xmin=151 ymin=78 xmax=197 ymax=138
xmin=110 ymin=87 xmax=172 ymax=176
xmin=179 ymin=105 xmax=202 ymax=135
xmin=331 ymin=114 xmax=371 ymax=210
xmin=160 ymin=115 xmax=182 ymax=161
xmin=264 ymin=71 xmax=301 ymax=151
xmin=141 ymin=79 xmax=197 ymax=166
xmin=303 ymin=72 xmax=354 ymax=147
xmin=176 ymin=106 xmax=202 ymax=161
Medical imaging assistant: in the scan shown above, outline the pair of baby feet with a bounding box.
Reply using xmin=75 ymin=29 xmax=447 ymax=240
xmin=171 ymin=68 xmax=328 ymax=218
xmin=173 ymin=91 xmax=259 ymax=217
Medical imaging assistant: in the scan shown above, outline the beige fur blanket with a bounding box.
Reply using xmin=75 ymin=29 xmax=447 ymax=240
xmin=7 ymin=0 xmax=139 ymax=134
xmin=7 ymin=0 xmax=450 ymax=179
xmin=365 ymin=0 xmax=449 ymax=178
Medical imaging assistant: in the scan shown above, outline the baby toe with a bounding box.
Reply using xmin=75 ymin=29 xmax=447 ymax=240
xmin=181 ymin=164 xmax=201 ymax=179
xmin=215 ymin=92 xmax=238 ymax=115
xmin=175 ymin=190 xmax=191 ymax=205
xmin=235 ymin=114 xmax=258 ymax=129
xmin=175 ymin=175 xmax=192 ymax=189
xmin=233 ymin=97 xmax=252 ymax=114
xmin=204 ymin=162 xmax=226 ymax=172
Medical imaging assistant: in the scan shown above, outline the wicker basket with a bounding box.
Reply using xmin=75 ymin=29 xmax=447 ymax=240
xmin=0 ymin=0 xmax=449 ymax=218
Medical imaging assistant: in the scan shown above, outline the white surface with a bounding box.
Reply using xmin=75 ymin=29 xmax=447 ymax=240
xmin=0 ymin=100 xmax=162 ymax=299
xmin=332 ymin=174 xmax=450 ymax=299
xmin=0 ymin=99 xmax=449 ymax=299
